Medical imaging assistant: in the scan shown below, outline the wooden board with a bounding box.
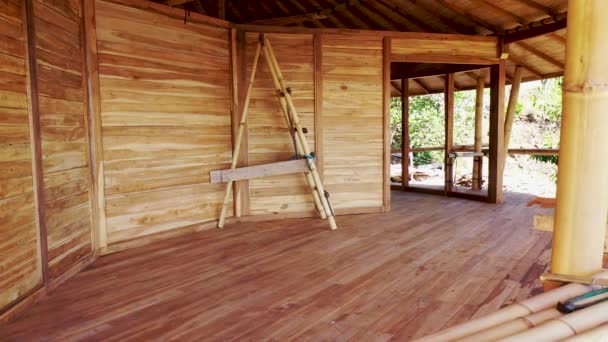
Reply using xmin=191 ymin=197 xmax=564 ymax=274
xmin=321 ymin=34 xmax=384 ymax=210
xmin=95 ymin=0 xmax=232 ymax=244
xmin=210 ymin=160 xmax=309 ymax=183
xmin=34 ymin=0 xmax=94 ymax=280
xmin=391 ymin=34 xmax=498 ymax=64
xmin=0 ymin=0 xmax=41 ymax=311
xmin=245 ymin=33 xmax=316 ymax=215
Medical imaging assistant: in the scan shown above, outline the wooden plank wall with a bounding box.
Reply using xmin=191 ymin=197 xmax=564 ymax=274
xmin=245 ymin=33 xmax=317 ymax=215
xmin=33 ymin=0 xmax=94 ymax=279
xmin=94 ymin=0 xmax=232 ymax=244
xmin=0 ymin=0 xmax=41 ymax=309
xmin=391 ymin=34 xmax=498 ymax=64
xmin=321 ymin=35 xmax=385 ymax=210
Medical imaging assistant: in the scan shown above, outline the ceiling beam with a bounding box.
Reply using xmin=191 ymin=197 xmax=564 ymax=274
xmin=413 ymin=79 xmax=431 ymax=94
xmin=391 ymin=63 xmax=488 ymax=80
xmin=218 ymin=0 xmax=225 ymax=19
xmin=434 ymin=0 xmax=496 ymax=33
xmin=503 ymin=15 xmax=567 ymax=44
xmin=509 ymin=0 xmax=557 ymax=16
xmin=164 ymin=0 xmax=192 ymax=6
xmin=516 ymin=41 xmax=563 ymax=69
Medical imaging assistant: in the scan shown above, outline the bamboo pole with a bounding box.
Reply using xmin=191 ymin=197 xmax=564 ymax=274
xmin=472 ymin=77 xmax=484 ymax=190
xmin=502 ymin=66 xmax=523 ymax=169
xmin=551 ymin=0 xmax=608 ymax=277
xmin=564 ymin=323 xmax=608 ymax=341
xmin=261 ymin=38 xmax=327 ymax=220
xmin=217 ymin=42 xmax=262 ymax=228
xmin=263 ymin=37 xmax=337 ymax=230
xmin=413 ymin=283 xmax=591 ymax=342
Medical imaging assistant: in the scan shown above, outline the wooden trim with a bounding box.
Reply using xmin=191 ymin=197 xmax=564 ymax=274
xmin=24 ymin=0 xmax=49 ymax=283
xmin=390 ymin=54 xmax=498 ymax=65
xmin=383 ymin=37 xmax=391 ymax=212
xmin=488 ymin=60 xmax=506 ymax=204
xmin=335 ymin=206 xmax=384 ymax=215
xmin=444 ymin=73 xmax=455 ymax=193
xmin=83 ymin=0 xmax=108 ymax=249
xmin=235 ymin=30 xmax=250 ymax=216
xmin=314 ymin=33 xmax=323 ymax=180
xmin=238 ymin=211 xmax=319 ymax=222
xmin=100 ymin=221 xmax=222 ymax=255
xmin=401 ymin=78 xmax=409 ymax=190
xmin=447 ymin=191 xmax=488 ymax=202
xmin=0 ymin=252 xmax=97 ymax=324
xmin=236 ymin=24 xmax=498 ymax=41
xmin=210 ymin=160 xmax=309 ymax=183
xmin=403 ymin=186 xmax=446 ymax=196
xmin=101 ymin=0 xmax=230 ymax=28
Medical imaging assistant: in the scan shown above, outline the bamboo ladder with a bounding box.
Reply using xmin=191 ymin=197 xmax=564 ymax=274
xmin=217 ymin=33 xmax=338 ymax=230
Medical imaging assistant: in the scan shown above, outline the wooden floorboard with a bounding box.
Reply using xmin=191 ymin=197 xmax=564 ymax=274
xmin=0 ymin=191 xmax=552 ymax=341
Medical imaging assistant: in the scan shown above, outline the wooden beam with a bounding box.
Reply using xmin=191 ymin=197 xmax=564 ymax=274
xmin=413 ymin=78 xmax=430 ymax=94
xmin=164 ymin=0 xmax=192 ymax=6
xmin=510 ymin=0 xmax=558 ymax=15
xmin=502 ymin=66 xmax=523 ymax=168
xmin=472 ymin=77 xmax=484 ymax=190
xmin=401 ymin=78 xmax=409 ymax=190
xmin=444 ymin=73 xmax=455 ymax=193
xmin=383 ymin=37 xmax=391 ymax=212
xmin=210 ymin=160 xmax=309 ymax=183
xmin=218 ymin=0 xmax=225 ymax=19
xmin=24 ymin=0 xmax=49 ymax=283
xmin=504 ymin=16 xmax=567 ymax=44
xmin=488 ymin=60 xmax=506 ymax=204
xmin=516 ymin=41 xmax=564 ymax=69
xmin=83 ymin=0 xmax=108 ymax=250
xmin=234 ymin=30 xmax=249 ymax=216
xmin=434 ymin=0 xmax=497 ymax=33
xmin=551 ymin=0 xmax=608 ymax=277
xmin=391 ymin=63 xmax=488 ymax=80
xmin=391 ymin=54 xmax=498 ymax=65
xmin=314 ymin=33 xmax=324 ymax=180
xmin=246 ymin=0 xmax=360 ymax=25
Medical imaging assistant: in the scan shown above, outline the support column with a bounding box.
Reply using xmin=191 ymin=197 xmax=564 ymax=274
xmin=488 ymin=61 xmax=506 ymax=204
xmin=472 ymin=77 xmax=484 ymax=190
xmin=444 ymin=74 xmax=455 ymax=193
xmin=503 ymin=66 xmax=523 ymax=171
xmin=551 ymin=0 xmax=608 ymax=277
xmin=401 ymin=78 xmax=409 ymax=190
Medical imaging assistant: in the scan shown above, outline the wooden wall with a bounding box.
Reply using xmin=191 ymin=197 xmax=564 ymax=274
xmin=245 ymin=33 xmax=317 ymax=215
xmin=94 ymin=0 xmax=232 ymax=244
xmin=0 ymin=0 xmax=41 ymax=310
xmin=320 ymin=35 xmax=385 ymax=210
xmin=33 ymin=0 xmax=94 ymax=279
xmin=391 ymin=33 xmax=498 ymax=64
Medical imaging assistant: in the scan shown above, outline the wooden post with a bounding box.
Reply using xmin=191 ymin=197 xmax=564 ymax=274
xmin=235 ymin=30 xmax=250 ymax=216
xmin=551 ymin=0 xmax=608 ymax=277
xmin=503 ymin=66 xmax=523 ymax=170
xmin=472 ymin=77 xmax=484 ymax=190
xmin=401 ymin=78 xmax=409 ymax=190
xmin=444 ymin=73 xmax=455 ymax=193
xmin=218 ymin=0 xmax=225 ymax=19
xmin=383 ymin=37 xmax=391 ymax=211
xmin=488 ymin=60 xmax=506 ymax=204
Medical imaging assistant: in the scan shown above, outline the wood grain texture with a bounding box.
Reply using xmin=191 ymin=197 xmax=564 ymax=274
xmin=0 ymin=0 xmax=41 ymax=311
xmin=246 ymin=33 xmax=317 ymax=215
xmin=391 ymin=35 xmax=499 ymax=63
xmin=95 ymin=0 xmax=232 ymax=244
xmin=321 ymin=34 xmax=384 ymax=210
xmin=33 ymin=0 xmax=94 ymax=280
xmin=0 ymin=191 xmax=553 ymax=340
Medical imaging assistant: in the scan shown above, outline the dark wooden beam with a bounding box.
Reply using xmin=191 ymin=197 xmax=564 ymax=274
xmin=444 ymin=73 xmax=455 ymax=193
xmin=504 ymin=17 xmax=567 ymax=44
xmin=391 ymin=62 xmax=488 ymax=80
xmin=488 ymin=61 xmax=506 ymax=204
xmin=218 ymin=0 xmax=225 ymax=19
xmin=517 ymin=41 xmax=564 ymax=69
xmin=401 ymin=78 xmax=409 ymax=190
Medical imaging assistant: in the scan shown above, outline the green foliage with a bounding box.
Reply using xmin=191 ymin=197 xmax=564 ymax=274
xmin=528 ymin=78 xmax=563 ymax=123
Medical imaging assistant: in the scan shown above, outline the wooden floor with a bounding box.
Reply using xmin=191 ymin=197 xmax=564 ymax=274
xmin=1 ymin=191 xmax=552 ymax=341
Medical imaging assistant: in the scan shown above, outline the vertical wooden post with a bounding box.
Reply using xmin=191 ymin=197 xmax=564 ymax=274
xmin=24 ymin=0 xmax=49 ymax=283
xmin=218 ymin=0 xmax=225 ymax=19
xmin=233 ymin=30 xmax=249 ymax=217
xmin=488 ymin=60 xmax=506 ymax=204
xmin=444 ymin=73 xmax=455 ymax=193
xmin=314 ymin=33 xmax=323 ymax=180
xmin=551 ymin=0 xmax=608 ymax=277
xmin=472 ymin=77 xmax=484 ymax=190
xmin=401 ymin=78 xmax=409 ymax=190
xmin=503 ymin=66 xmax=523 ymax=170
xmin=83 ymin=0 xmax=108 ymax=250
xmin=383 ymin=37 xmax=391 ymax=211
xmin=229 ymin=28 xmax=240 ymax=217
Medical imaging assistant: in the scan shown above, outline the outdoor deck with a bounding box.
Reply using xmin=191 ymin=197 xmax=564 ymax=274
xmin=0 ymin=191 xmax=552 ymax=341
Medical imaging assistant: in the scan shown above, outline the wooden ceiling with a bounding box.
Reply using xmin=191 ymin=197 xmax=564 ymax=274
xmin=153 ymin=0 xmax=569 ymax=95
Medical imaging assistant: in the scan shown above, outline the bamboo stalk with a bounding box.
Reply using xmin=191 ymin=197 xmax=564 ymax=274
xmin=217 ymin=41 xmax=262 ymax=228
xmin=551 ymin=0 xmax=608 ymax=277
xmin=260 ymin=38 xmax=327 ymax=220
xmin=263 ymin=37 xmax=337 ymax=230
xmin=413 ymin=283 xmax=592 ymax=342
xmin=472 ymin=77 xmax=484 ymax=190
xmin=563 ymin=323 xmax=608 ymax=341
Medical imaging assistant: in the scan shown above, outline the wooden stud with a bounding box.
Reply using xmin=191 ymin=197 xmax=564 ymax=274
xmin=83 ymin=0 xmax=108 ymax=250
xmin=472 ymin=77 xmax=484 ymax=190
xmin=383 ymin=37 xmax=391 ymax=211
xmin=313 ymin=33 xmax=324 ymax=180
xmin=444 ymin=73 xmax=455 ymax=193
xmin=488 ymin=60 xmax=506 ymax=204
xmin=23 ymin=0 xmax=48 ymax=283
xmin=503 ymin=66 xmax=523 ymax=170
xmin=401 ymin=78 xmax=409 ymax=190
xmin=551 ymin=0 xmax=608 ymax=278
